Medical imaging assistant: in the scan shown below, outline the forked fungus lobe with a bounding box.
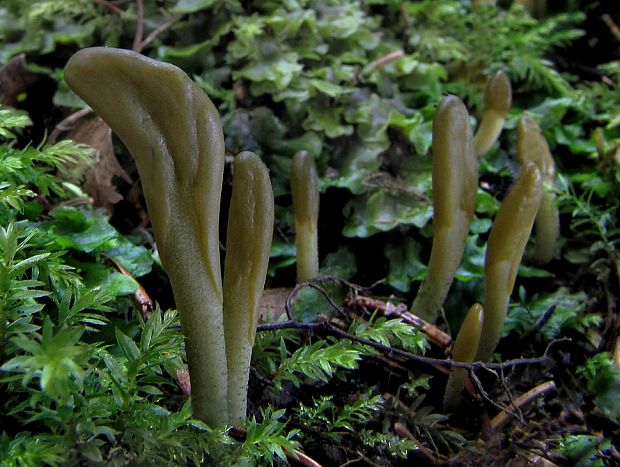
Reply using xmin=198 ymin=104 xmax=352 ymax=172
xmin=224 ymin=152 xmax=274 ymax=425
xmin=412 ymin=95 xmax=477 ymax=323
xmin=65 ymin=47 xmax=274 ymax=427
xmin=291 ymin=150 xmax=320 ymax=283
xmin=476 ymin=162 xmax=543 ymax=361
xmin=443 ymin=303 xmax=484 ymax=412
xmin=474 ymin=70 xmax=512 ymax=156
xmin=517 ymin=113 xmax=559 ymax=264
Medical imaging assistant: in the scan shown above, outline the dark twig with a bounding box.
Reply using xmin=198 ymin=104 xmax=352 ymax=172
xmin=490 ymin=380 xmax=557 ymax=431
xmin=603 ymin=14 xmax=620 ymax=43
xmin=93 ymin=0 xmax=124 ymax=14
xmin=284 ymin=275 xmax=368 ymax=321
xmin=394 ymin=421 xmax=447 ymax=465
xmin=347 ymin=295 xmax=453 ymax=348
xmin=138 ymin=15 xmax=182 ymax=52
xmin=521 ymin=305 xmax=556 ymax=342
xmin=469 ymin=370 xmax=520 ymax=419
xmin=499 ymin=368 xmax=524 ymax=424
xmin=257 ymin=317 xmax=557 ymax=372
xmin=307 ymin=283 xmax=347 ymax=317
xmin=132 ymin=0 xmax=144 ymax=52
xmin=49 ymin=108 xmax=94 ymax=142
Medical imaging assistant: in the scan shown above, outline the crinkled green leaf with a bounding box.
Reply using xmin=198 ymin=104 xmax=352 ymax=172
xmin=343 ymin=190 xmax=433 ymax=238
xmin=385 ymin=237 xmax=426 ymax=292
xmin=171 ymin=0 xmax=223 ymax=14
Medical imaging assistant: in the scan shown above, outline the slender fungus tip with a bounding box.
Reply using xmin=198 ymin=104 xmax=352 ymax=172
xmin=65 ymin=47 xmax=230 ymax=427
xmin=476 ymin=161 xmax=543 ymax=361
xmin=436 ymin=94 xmax=468 ymax=121
xmin=452 ymin=303 xmax=484 ymax=363
xmin=291 ymin=150 xmax=320 ymax=282
xmin=443 ymin=303 xmax=484 ymax=412
xmin=413 ymin=94 xmax=477 ymax=323
xmin=236 ymin=150 xmax=259 ymax=163
xmin=485 ymin=70 xmax=512 ymax=114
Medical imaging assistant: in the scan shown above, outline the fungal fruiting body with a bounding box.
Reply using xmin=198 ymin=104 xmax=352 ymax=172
xmin=65 ymin=48 xmax=275 ymax=427
xmin=412 ymin=95 xmax=478 ymax=323
xmin=476 ymin=162 xmax=543 ymax=361
xmin=223 ymin=152 xmax=274 ymax=425
xmin=443 ymin=303 xmax=484 ymax=412
xmin=474 ymin=70 xmax=512 ymax=157
xmin=291 ymin=150 xmax=320 ymax=283
xmin=517 ymin=114 xmax=559 ymax=264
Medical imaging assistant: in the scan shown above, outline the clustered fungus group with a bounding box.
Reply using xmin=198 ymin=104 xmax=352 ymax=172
xmin=64 ymin=47 xmax=559 ymax=425
xmin=65 ymin=48 xmax=274 ymax=427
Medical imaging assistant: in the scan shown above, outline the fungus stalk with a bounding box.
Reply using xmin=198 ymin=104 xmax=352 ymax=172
xmin=476 ymin=162 xmax=543 ymax=361
xmin=517 ymin=114 xmax=559 ymax=264
xmin=65 ymin=48 xmax=234 ymax=426
xmin=291 ymin=151 xmax=320 ymax=282
xmin=443 ymin=303 xmax=483 ymax=412
xmin=412 ymin=96 xmax=478 ymax=323
xmin=223 ymin=152 xmax=274 ymax=425
xmin=474 ymin=70 xmax=512 ymax=157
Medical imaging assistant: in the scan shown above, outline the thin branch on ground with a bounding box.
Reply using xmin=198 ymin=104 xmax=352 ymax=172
xmin=138 ymin=16 xmax=182 ymax=52
xmin=490 ymin=380 xmax=557 ymax=431
xmin=347 ymin=294 xmax=453 ymax=348
xmin=93 ymin=0 xmax=124 ymax=14
xmin=469 ymin=370 xmax=520 ymax=421
xmin=394 ymin=421 xmax=448 ymax=465
xmin=256 ymin=318 xmax=560 ymax=372
xmin=132 ymin=0 xmax=144 ymax=52
xmin=499 ymin=368 xmax=524 ymax=424
xmin=602 ymin=14 xmax=620 ymax=43
xmin=288 ymin=449 xmax=323 ymax=467
xmin=284 ymin=275 xmax=363 ymax=320
xmin=49 ymin=108 xmax=94 ymax=142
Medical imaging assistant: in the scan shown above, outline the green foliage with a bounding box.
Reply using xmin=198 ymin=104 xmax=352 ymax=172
xmin=506 ymin=286 xmax=597 ymax=340
xmin=238 ymin=407 xmax=301 ymax=464
xmin=555 ymin=434 xmax=613 ymax=467
xmin=296 ymin=392 xmax=383 ymax=441
xmin=0 ymin=110 xmax=93 ymax=213
xmin=0 ymin=0 xmax=121 ymax=62
xmin=0 ymin=102 xmax=236 ymax=464
xmin=1 ymin=0 xmax=619 ymax=462
xmin=577 ymin=353 xmax=620 ymax=424
xmin=271 ymin=337 xmax=363 ymax=389
xmin=0 ymin=106 xmax=32 ymax=140
xmin=398 ymin=1 xmax=583 ymax=96
xmin=360 ymin=429 xmax=418 ymax=459
xmin=559 ymin=180 xmax=620 ymax=273
xmin=349 ymin=314 xmax=428 ymax=354
xmin=0 ymin=432 xmax=67 ymax=467
xmin=3 ymin=318 xmax=92 ymax=400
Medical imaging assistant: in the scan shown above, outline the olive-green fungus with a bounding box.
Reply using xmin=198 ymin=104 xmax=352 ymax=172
xmin=443 ymin=303 xmax=484 ymax=412
xmin=65 ymin=47 xmax=274 ymax=427
xmin=412 ymin=95 xmax=478 ymax=323
xmin=474 ymin=70 xmax=512 ymax=157
xmin=513 ymin=0 xmax=547 ymax=18
xmin=291 ymin=150 xmax=320 ymax=283
xmin=517 ymin=114 xmax=559 ymax=264
xmin=472 ymin=0 xmax=496 ymax=8
xmin=476 ymin=162 xmax=543 ymax=361
xmin=224 ymin=151 xmax=274 ymax=425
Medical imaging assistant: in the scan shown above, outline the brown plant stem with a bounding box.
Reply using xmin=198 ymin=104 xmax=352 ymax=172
xmin=489 ymin=380 xmax=556 ymax=431
xmin=345 ymin=295 xmax=452 ymax=348
xmin=93 ymin=0 xmax=124 ymax=14
xmin=132 ymin=0 xmax=144 ymax=52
